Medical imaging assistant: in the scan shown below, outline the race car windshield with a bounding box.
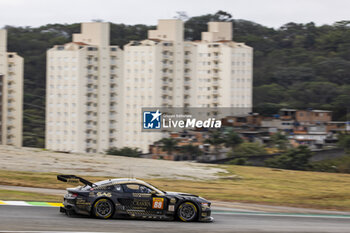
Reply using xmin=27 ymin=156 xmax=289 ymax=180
xmin=145 ymin=182 xmax=165 ymax=194
xmin=92 ymin=180 xmax=112 ymax=187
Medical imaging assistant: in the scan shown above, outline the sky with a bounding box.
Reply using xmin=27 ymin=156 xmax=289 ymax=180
xmin=0 ymin=0 xmax=349 ymax=28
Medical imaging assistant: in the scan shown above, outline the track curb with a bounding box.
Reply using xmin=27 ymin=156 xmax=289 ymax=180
xmin=0 ymin=200 xmax=63 ymax=207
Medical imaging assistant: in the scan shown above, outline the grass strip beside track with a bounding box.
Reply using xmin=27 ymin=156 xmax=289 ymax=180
xmin=0 ymin=189 xmax=62 ymax=202
xmin=1 ymin=166 xmax=350 ymax=210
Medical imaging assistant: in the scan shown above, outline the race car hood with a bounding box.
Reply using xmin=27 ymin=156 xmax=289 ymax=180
xmin=164 ymin=191 xmax=211 ymax=204
xmin=164 ymin=191 xmax=198 ymax=197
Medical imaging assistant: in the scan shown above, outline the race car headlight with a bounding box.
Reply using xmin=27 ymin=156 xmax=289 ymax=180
xmin=201 ymin=203 xmax=210 ymax=208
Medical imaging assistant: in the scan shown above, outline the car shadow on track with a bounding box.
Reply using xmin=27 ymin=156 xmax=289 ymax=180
xmin=60 ymin=212 xmax=212 ymax=224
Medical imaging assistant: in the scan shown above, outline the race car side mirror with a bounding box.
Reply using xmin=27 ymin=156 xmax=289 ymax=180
xmin=150 ymin=190 xmax=157 ymax=195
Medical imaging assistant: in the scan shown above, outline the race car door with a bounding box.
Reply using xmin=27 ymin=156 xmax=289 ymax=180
xmin=119 ymin=183 xmax=167 ymax=216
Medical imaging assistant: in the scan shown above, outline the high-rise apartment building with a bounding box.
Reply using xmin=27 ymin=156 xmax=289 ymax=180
xmin=185 ymin=22 xmax=253 ymax=109
xmin=119 ymin=20 xmax=185 ymax=151
xmin=0 ymin=29 xmax=23 ymax=147
xmin=46 ymin=23 xmax=123 ymax=153
xmin=120 ymin=20 xmax=252 ymax=152
xmin=46 ymin=20 xmax=252 ymax=153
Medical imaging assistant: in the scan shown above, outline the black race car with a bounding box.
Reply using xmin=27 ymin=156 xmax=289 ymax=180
xmin=57 ymin=175 xmax=213 ymax=222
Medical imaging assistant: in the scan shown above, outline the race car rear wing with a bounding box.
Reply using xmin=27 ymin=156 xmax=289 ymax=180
xmin=57 ymin=175 xmax=93 ymax=187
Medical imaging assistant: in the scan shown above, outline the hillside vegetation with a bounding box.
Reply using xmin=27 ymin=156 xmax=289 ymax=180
xmin=4 ymin=11 xmax=350 ymax=147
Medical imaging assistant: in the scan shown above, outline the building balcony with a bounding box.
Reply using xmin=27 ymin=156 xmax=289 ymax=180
xmin=162 ymin=46 xmax=173 ymax=51
xmin=110 ymin=96 xmax=117 ymax=102
xmin=86 ymin=105 xmax=96 ymax=111
xmin=86 ymin=125 xmax=94 ymax=130
xmin=212 ymin=98 xmax=219 ymax=104
xmin=162 ymin=98 xmax=171 ymax=105
xmin=7 ymin=104 xmax=14 ymax=110
xmin=110 ymin=88 xmax=117 ymax=92
xmin=87 ymin=79 xmax=95 ymax=85
xmin=110 ymin=78 xmax=117 ymax=84
xmin=6 ymin=139 xmax=14 ymax=145
xmin=213 ymin=75 xmax=220 ymax=80
xmin=86 ymin=96 xmax=96 ymax=103
xmin=162 ymin=81 xmax=170 ymax=86
xmin=212 ymin=90 xmax=219 ymax=95
xmin=8 ymin=85 xmax=15 ymax=91
xmin=7 ymin=111 xmax=15 ymax=117
xmin=162 ymin=73 xmax=170 ymax=79
xmin=86 ymin=115 xmax=95 ymax=121
xmin=87 ymin=88 xmax=95 ymax=94
xmin=110 ymin=106 xmax=117 ymax=111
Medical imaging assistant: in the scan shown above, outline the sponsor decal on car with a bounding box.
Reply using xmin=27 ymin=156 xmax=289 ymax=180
xmin=152 ymin=197 xmax=164 ymax=209
xmin=168 ymin=205 xmax=175 ymax=212
xmin=66 ymin=178 xmax=79 ymax=184
xmin=132 ymin=193 xmax=151 ymax=198
xmin=132 ymin=200 xmax=151 ymax=207
xmin=96 ymin=192 xmax=112 ymax=197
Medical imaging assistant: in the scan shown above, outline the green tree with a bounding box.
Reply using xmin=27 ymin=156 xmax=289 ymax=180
xmin=106 ymin=147 xmax=141 ymax=157
xmin=179 ymin=144 xmax=203 ymax=160
xmin=270 ymin=132 xmax=289 ymax=150
xmin=228 ymin=142 xmax=267 ymax=157
xmin=158 ymin=138 xmax=178 ymax=155
xmin=204 ymin=130 xmax=225 ymax=156
xmin=223 ymin=130 xmax=243 ymax=151
xmin=254 ymin=84 xmax=287 ymax=105
xmin=338 ymin=134 xmax=350 ymax=153
xmin=265 ymin=146 xmax=313 ymax=170
xmin=227 ymin=158 xmax=249 ymax=165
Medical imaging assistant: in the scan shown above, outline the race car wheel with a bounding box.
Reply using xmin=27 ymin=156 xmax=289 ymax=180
xmin=177 ymin=202 xmax=198 ymax=222
xmin=93 ymin=198 xmax=114 ymax=219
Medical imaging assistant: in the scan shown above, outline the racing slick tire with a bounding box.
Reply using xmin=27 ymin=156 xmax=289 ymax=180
xmin=93 ymin=198 xmax=114 ymax=219
xmin=177 ymin=202 xmax=198 ymax=222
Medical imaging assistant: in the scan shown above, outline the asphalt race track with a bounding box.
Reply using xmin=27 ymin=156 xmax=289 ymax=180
xmin=1 ymin=206 xmax=350 ymax=233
